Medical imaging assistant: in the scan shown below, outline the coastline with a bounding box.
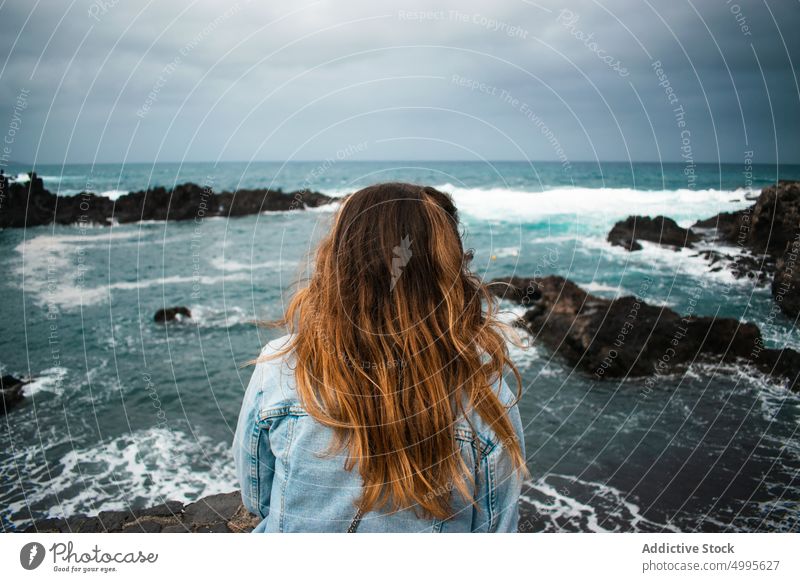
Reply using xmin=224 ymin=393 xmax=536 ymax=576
xmin=3 ymin=175 xmax=799 ymax=533
xmin=24 ymin=492 xmax=259 ymax=534
xmin=24 ymin=491 xmax=548 ymax=533
xmin=0 ymin=172 xmax=333 ymax=229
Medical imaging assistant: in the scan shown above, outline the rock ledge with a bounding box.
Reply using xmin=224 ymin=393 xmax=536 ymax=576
xmin=24 ymin=492 xmax=260 ymax=533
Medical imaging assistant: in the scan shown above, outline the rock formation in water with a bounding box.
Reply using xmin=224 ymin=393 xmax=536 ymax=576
xmin=0 ymin=172 xmax=333 ymax=228
xmin=607 ymin=181 xmax=800 ymax=318
xmin=607 ymin=215 xmax=700 ymax=251
xmin=774 ymin=244 xmax=800 ymax=318
xmin=1 ymin=375 xmax=27 ymax=415
xmin=154 ymin=306 xmax=192 ymax=323
xmin=490 ymin=275 xmax=800 ymax=391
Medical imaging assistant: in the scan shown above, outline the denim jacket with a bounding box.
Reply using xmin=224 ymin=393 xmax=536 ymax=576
xmin=232 ymin=334 xmax=525 ymax=532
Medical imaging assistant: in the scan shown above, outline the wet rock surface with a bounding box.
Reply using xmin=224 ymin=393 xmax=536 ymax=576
xmin=608 ymin=181 xmax=800 ymax=316
xmin=490 ymin=275 xmax=799 ymax=391
xmin=772 ymin=237 xmax=800 ymax=318
xmin=24 ymin=492 xmax=261 ymax=533
xmin=696 ymin=181 xmax=800 ymax=255
xmin=607 ymin=215 xmax=700 ymax=251
xmin=154 ymin=306 xmax=192 ymax=323
xmin=0 ymin=173 xmax=333 ymax=228
xmin=23 ymin=490 xmax=541 ymax=532
xmin=0 ymin=375 xmax=27 ymax=415
xmin=694 ymin=181 xmax=800 ymax=315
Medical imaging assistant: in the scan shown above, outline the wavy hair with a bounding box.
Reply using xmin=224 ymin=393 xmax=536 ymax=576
xmin=259 ymin=182 xmax=528 ymax=520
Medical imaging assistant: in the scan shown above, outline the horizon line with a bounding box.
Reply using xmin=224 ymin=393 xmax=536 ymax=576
xmin=5 ymin=159 xmax=800 ymax=167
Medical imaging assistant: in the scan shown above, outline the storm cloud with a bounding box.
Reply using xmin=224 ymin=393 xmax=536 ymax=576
xmin=0 ymin=0 xmax=798 ymax=164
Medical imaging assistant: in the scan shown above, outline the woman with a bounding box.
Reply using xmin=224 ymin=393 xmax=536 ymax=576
xmin=233 ymin=182 xmax=528 ymax=532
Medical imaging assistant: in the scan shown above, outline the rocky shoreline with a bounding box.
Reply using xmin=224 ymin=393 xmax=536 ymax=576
xmin=23 ymin=491 xmax=543 ymax=533
xmin=607 ymin=180 xmax=800 ymax=318
xmin=490 ymin=275 xmax=799 ymax=390
xmin=0 ymin=172 xmax=333 ymax=228
xmin=9 ymin=179 xmax=800 ymax=531
xmin=24 ymin=492 xmax=260 ymax=533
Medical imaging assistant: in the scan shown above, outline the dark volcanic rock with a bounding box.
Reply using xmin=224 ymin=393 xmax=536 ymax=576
xmin=154 ymin=306 xmax=192 ymax=323
xmin=182 ymin=492 xmax=241 ymax=525
xmin=217 ymin=187 xmax=331 ymax=215
xmin=693 ymin=181 xmax=800 ymax=312
xmin=692 ymin=209 xmax=747 ymax=242
xmin=756 ymin=348 xmax=800 ymax=389
xmin=686 ymin=250 xmax=772 ymax=284
xmin=1 ymin=375 xmax=27 ymax=415
xmin=607 ymin=215 xmax=700 ymax=251
xmin=693 ymin=181 xmax=800 ymax=256
xmin=23 ymin=489 xmax=539 ymax=532
xmin=772 ymin=237 xmax=800 ymax=318
xmin=0 ymin=173 xmax=333 ymax=228
xmin=608 ymin=182 xmax=800 ymax=314
xmin=490 ymin=275 xmax=799 ymax=391
xmin=25 ymin=492 xmax=260 ymax=533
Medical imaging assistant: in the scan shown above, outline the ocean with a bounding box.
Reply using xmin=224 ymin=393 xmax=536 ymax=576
xmin=1 ymin=160 xmax=799 ymax=532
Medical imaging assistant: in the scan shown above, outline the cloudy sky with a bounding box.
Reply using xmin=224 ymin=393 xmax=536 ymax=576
xmin=1 ymin=0 xmax=798 ymax=164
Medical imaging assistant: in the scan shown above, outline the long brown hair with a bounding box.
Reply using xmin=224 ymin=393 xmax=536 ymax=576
xmin=260 ymin=182 xmax=528 ymax=520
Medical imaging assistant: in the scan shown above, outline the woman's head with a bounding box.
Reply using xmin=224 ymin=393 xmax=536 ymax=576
xmin=317 ymin=182 xmax=470 ymax=342
xmin=265 ymin=182 xmax=527 ymax=519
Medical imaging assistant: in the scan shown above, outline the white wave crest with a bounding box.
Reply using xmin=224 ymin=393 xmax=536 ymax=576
xmin=99 ymin=189 xmax=129 ymax=201
xmin=519 ymin=473 xmax=680 ymax=532
xmin=38 ymin=427 xmax=237 ymax=520
xmin=430 ymin=184 xmax=754 ymax=224
xmin=13 ymin=232 xmax=258 ymax=308
xmin=22 ymin=367 xmax=69 ymax=397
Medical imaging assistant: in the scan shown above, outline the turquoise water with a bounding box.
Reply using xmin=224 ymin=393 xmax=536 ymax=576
xmin=2 ymin=161 xmax=800 ymax=532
